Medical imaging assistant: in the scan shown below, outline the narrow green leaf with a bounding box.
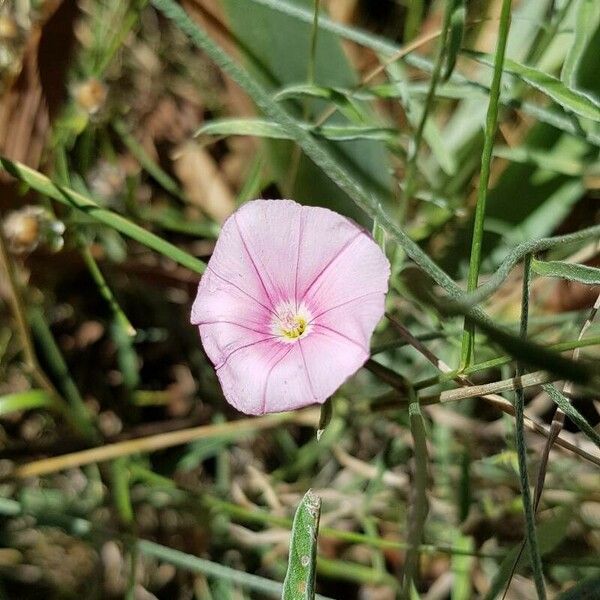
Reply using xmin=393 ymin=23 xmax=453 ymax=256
xmin=403 ymin=0 xmax=456 ymax=203
xmin=0 ymin=390 xmax=57 ymax=416
xmin=114 ymin=119 xmax=186 ymax=201
xmin=543 ymin=384 xmax=600 ymax=449
xmin=317 ymin=556 xmax=397 ymax=588
xmin=493 ymin=146 xmax=583 ymax=176
xmin=442 ymin=0 xmax=466 ymax=81
xmin=404 ymin=0 xmax=424 ymax=42
xmin=532 ymin=259 xmax=600 ymax=285
xmin=311 ymin=125 xmax=396 ymax=142
xmin=138 ymin=539 xmax=332 ymax=599
xmin=29 ymin=307 xmax=99 ymax=442
xmin=274 ymin=84 xmax=365 ymax=123
xmin=283 ymin=489 xmax=322 ymax=600
xmin=561 ymin=0 xmax=600 ymax=87
xmin=110 ymin=457 xmax=134 ymax=525
xmin=0 ymin=157 xmax=206 ymax=274
xmin=403 ymin=394 xmax=430 ymax=595
xmin=451 ymin=534 xmax=474 ymax=600
xmin=465 ymin=50 xmax=600 ymax=121
xmin=197 ymin=118 xmax=292 ymax=140
xmin=197 ymin=117 xmax=396 ymax=142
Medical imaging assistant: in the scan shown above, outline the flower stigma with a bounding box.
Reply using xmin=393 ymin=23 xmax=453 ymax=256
xmin=273 ymin=302 xmax=312 ymax=342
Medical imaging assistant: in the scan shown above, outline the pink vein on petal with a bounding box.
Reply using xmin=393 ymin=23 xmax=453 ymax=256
xmin=294 ymin=207 xmax=304 ymax=311
xmin=234 ymin=214 xmax=277 ymax=311
xmin=301 ymin=231 xmax=365 ymax=300
xmin=309 ymin=291 xmax=383 ymax=323
xmin=312 ymin=323 xmax=367 ymax=353
xmin=261 ymin=345 xmax=294 ymax=414
xmin=196 ymin=320 xmax=272 ymax=337
xmin=215 ymin=336 xmax=279 ymax=371
xmin=206 ymin=265 xmax=276 ymax=317
xmin=298 ymin=339 xmax=317 ymax=401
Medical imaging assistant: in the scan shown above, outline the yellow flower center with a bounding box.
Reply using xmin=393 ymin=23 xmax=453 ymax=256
xmin=273 ymin=302 xmax=311 ymax=342
xmin=280 ymin=314 xmax=307 ymax=339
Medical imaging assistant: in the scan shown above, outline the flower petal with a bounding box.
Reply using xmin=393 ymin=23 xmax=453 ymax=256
xmin=311 ymin=291 xmax=386 ymax=349
xmin=215 ymin=338 xmax=295 ymax=415
xmin=294 ymin=329 xmax=370 ymax=403
xmin=197 ymin=209 xmax=278 ymax=314
xmin=233 ymin=200 xmax=303 ymax=307
xmin=295 ymin=206 xmax=369 ymax=303
xmin=301 ymin=229 xmax=390 ymax=320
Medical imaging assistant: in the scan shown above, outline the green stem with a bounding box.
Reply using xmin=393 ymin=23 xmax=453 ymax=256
xmin=403 ymin=0 xmax=453 ymax=209
xmin=29 ymin=307 xmax=99 ymax=443
xmin=402 ymin=388 xmax=429 ymax=594
xmin=460 ymin=0 xmax=512 ymax=368
xmin=307 ymin=0 xmax=320 ymax=85
xmin=513 ymin=255 xmax=546 ymax=599
xmin=80 ymin=242 xmax=136 ymax=336
xmin=463 ymin=224 xmax=600 ymax=306
xmin=414 ymin=334 xmax=600 ymax=390
xmin=404 ymin=0 xmax=424 ymax=42
xmin=284 ymin=0 xmax=320 ymax=197
xmin=111 ymin=457 xmax=134 ymax=525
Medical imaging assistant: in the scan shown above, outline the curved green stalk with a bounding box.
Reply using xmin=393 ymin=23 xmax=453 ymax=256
xmin=512 ymin=255 xmax=546 ymax=599
xmin=460 ymin=0 xmax=512 ymax=368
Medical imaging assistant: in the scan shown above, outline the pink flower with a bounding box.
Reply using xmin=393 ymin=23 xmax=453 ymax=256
xmin=191 ymin=199 xmax=390 ymax=415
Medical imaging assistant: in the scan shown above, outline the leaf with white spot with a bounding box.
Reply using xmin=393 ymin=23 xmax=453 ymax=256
xmin=283 ymin=489 xmax=321 ymax=600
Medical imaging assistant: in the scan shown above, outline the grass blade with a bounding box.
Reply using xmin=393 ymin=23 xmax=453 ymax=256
xmin=465 ymin=50 xmax=600 ymax=121
xmin=283 ymin=489 xmax=322 ymax=600
xmin=442 ymin=0 xmax=465 ymax=81
xmin=402 ymin=390 xmax=430 ymax=595
xmin=403 ymin=0 xmax=455 ymax=206
xmin=0 ymin=157 xmax=206 ymax=274
xmin=29 ymin=307 xmax=99 ymax=443
xmin=113 ymin=118 xmax=187 ymax=202
xmin=198 ymin=117 xmax=397 ymax=142
xmin=543 ymin=384 xmax=600 ymax=448
xmin=197 ymin=118 xmax=292 ymax=139
xmin=138 ymin=540 xmax=298 ymax=599
xmin=561 ymin=0 xmax=600 ymax=87
xmin=531 ymin=259 xmax=600 ymax=285
xmin=460 ymin=0 xmax=512 ymax=368
xmin=512 ymin=255 xmax=546 ymax=599
xmin=0 ymin=390 xmax=58 ymax=416
xmin=274 ymin=84 xmax=366 ymax=122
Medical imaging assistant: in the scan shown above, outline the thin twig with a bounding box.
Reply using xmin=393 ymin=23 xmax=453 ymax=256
xmin=511 ymin=254 xmax=546 ymax=599
xmin=11 ymin=409 xmax=318 ymax=479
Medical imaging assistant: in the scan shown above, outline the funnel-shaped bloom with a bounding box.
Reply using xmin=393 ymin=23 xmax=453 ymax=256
xmin=191 ymin=199 xmax=390 ymax=415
